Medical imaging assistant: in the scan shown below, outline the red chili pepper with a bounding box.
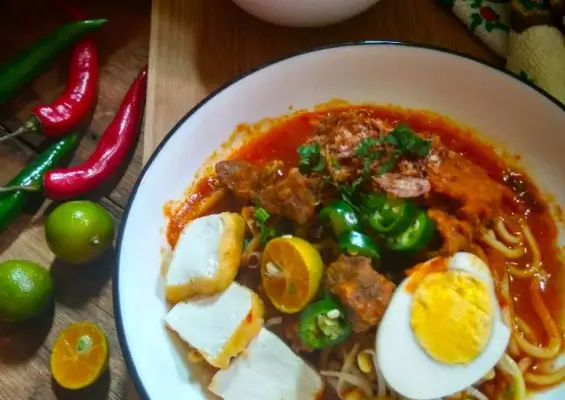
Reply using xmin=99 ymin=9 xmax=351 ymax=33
xmin=0 ymin=4 xmax=99 ymax=143
xmin=44 ymin=66 xmax=147 ymax=200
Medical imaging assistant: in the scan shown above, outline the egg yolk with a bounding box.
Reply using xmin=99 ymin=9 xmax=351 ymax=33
xmin=410 ymin=270 xmax=494 ymax=364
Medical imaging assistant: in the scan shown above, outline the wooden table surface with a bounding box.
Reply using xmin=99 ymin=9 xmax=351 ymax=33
xmin=0 ymin=0 xmax=499 ymax=399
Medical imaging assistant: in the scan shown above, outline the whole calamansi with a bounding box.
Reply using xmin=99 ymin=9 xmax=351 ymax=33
xmin=45 ymin=201 xmax=114 ymax=265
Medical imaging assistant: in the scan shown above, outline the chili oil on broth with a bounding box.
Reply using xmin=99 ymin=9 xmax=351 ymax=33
xmin=163 ymin=102 xmax=565 ymax=399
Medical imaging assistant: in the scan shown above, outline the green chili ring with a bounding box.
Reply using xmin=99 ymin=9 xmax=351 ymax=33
xmin=368 ymin=199 xmax=418 ymax=235
xmin=338 ymin=231 xmax=381 ymax=264
xmin=298 ymin=297 xmax=352 ymax=349
xmin=388 ymin=210 xmax=435 ymax=252
xmin=320 ymin=200 xmax=360 ymax=237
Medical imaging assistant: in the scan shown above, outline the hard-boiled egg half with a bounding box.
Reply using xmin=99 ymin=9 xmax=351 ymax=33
xmin=376 ymin=252 xmax=510 ymax=400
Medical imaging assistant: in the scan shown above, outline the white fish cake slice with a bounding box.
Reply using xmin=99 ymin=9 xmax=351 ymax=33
xmin=209 ymin=328 xmax=324 ymax=399
xmin=165 ymin=283 xmax=264 ymax=369
xmin=165 ymin=212 xmax=245 ymax=303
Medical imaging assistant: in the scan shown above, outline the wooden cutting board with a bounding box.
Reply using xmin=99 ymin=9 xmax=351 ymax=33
xmin=143 ymin=0 xmax=499 ymax=163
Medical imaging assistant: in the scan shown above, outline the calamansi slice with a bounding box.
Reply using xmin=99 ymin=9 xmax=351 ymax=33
xmin=261 ymin=236 xmax=324 ymax=314
xmin=50 ymin=321 xmax=109 ymax=390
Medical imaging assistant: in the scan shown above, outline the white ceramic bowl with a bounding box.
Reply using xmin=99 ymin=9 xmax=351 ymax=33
xmin=116 ymin=42 xmax=565 ymax=400
xmin=231 ymin=0 xmax=382 ymax=27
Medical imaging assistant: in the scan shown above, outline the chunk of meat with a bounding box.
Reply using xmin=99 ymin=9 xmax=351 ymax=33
xmin=257 ymin=167 xmax=320 ymax=224
xmin=215 ymin=160 xmax=259 ymax=199
xmin=215 ymin=160 xmax=320 ymax=224
xmin=372 ymin=173 xmax=431 ymax=198
xmin=426 ymin=145 xmax=510 ymax=223
xmin=427 ymin=208 xmax=473 ymax=255
xmin=326 ymin=255 xmax=395 ymax=332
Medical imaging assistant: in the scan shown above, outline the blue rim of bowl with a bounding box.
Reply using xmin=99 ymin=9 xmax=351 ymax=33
xmin=114 ymin=40 xmax=565 ymax=400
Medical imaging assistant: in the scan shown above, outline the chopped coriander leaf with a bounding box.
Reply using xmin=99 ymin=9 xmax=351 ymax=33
xmin=361 ymin=150 xmax=383 ymax=177
xmin=355 ymin=138 xmax=380 ymax=157
xmin=363 ymin=158 xmax=374 ymax=175
xmin=381 ymin=133 xmax=398 ymax=146
xmin=378 ymin=149 xmax=403 ymax=174
xmin=339 ymin=178 xmax=363 ymax=206
xmin=298 ymin=141 xmax=320 ymax=160
xmin=298 ymin=141 xmax=326 ymax=172
xmin=389 ymin=124 xmax=431 ymax=157
xmin=321 ymin=176 xmax=360 ymax=212
xmin=355 ymin=138 xmax=385 ymax=179
xmin=312 ymin=157 xmax=326 ymax=172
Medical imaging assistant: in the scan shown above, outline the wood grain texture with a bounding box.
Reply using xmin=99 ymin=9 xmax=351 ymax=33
xmin=144 ymin=0 xmax=501 ymax=162
xmin=0 ymin=0 xmax=149 ymax=399
xmin=0 ymin=0 xmax=501 ymax=399
xmin=0 ymin=0 xmax=149 ymax=209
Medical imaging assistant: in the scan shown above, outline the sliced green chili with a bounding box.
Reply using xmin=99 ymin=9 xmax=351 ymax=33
xmin=298 ymin=297 xmax=351 ymax=349
xmin=320 ymin=200 xmax=360 ymax=237
xmin=338 ymin=231 xmax=381 ymax=263
xmin=388 ymin=210 xmax=435 ymax=252
xmin=368 ymin=198 xmax=418 ymax=235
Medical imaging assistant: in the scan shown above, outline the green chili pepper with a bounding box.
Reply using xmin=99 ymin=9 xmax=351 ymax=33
xmin=368 ymin=198 xmax=418 ymax=235
xmin=298 ymin=297 xmax=351 ymax=349
xmin=0 ymin=133 xmax=80 ymax=232
xmin=388 ymin=210 xmax=435 ymax=252
xmin=0 ymin=19 xmax=107 ymax=105
xmin=320 ymin=200 xmax=360 ymax=237
xmin=338 ymin=231 xmax=381 ymax=263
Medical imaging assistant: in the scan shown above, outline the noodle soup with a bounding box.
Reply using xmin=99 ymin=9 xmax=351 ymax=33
xmin=162 ymin=105 xmax=565 ymax=400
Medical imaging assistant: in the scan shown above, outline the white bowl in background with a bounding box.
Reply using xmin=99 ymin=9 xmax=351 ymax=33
xmin=231 ymin=0 xmax=382 ymax=27
xmin=116 ymin=42 xmax=565 ymax=400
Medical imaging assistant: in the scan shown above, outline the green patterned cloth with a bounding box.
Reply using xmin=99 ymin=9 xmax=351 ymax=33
xmin=440 ymin=0 xmax=511 ymax=57
xmin=439 ymin=0 xmax=565 ymax=103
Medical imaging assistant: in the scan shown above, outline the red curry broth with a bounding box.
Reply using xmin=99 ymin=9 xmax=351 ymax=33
xmin=166 ymin=105 xmax=564 ymax=350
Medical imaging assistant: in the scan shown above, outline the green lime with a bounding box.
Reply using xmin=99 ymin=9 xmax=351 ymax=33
xmin=0 ymin=260 xmax=54 ymax=323
xmin=45 ymin=201 xmax=115 ymax=265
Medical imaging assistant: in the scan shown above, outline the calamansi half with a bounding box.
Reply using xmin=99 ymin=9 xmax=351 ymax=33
xmin=261 ymin=236 xmax=324 ymax=314
xmin=50 ymin=321 xmax=109 ymax=390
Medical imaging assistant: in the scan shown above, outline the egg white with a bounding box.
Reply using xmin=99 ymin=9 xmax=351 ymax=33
xmin=375 ymin=252 xmax=511 ymax=400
